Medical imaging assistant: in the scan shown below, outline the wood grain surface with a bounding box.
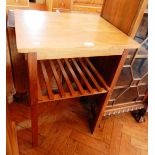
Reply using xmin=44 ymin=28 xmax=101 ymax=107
xmin=14 ymin=9 xmax=140 ymax=60
xmin=9 ymin=100 xmax=148 ymax=155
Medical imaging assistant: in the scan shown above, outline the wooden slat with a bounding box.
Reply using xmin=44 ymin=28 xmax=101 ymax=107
xmin=40 ymin=61 xmax=54 ymax=99
xmin=49 ymin=60 xmax=65 ymax=97
xmin=64 ymin=59 xmax=85 ymax=95
xmin=38 ymin=89 xmax=107 ymax=103
xmin=71 ymin=59 xmax=94 ymax=93
xmin=79 ymin=58 xmax=102 ymax=92
xmin=84 ymin=58 xmax=109 ymax=91
xmin=37 ymin=62 xmax=48 ymax=91
xmin=57 ymin=59 xmax=75 ymax=96
xmin=37 ymin=78 xmax=43 ymax=101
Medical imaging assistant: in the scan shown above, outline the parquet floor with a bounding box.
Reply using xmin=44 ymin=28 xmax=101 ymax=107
xmin=9 ymin=98 xmax=148 ymax=155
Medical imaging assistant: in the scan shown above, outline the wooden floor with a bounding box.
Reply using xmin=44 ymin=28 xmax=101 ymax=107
xmin=9 ymin=98 xmax=148 ymax=155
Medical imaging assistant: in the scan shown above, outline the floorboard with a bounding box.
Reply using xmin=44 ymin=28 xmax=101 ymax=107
xmin=9 ymin=99 xmax=148 ymax=155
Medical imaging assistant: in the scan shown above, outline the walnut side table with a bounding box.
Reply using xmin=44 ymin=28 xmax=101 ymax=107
xmin=14 ymin=9 xmax=140 ymax=147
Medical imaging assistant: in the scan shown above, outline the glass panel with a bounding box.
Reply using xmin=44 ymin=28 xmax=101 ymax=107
xmin=125 ymin=58 xmax=132 ymax=65
xmin=108 ymin=101 xmax=114 ymax=106
xmin=131 ymin=80 xmax=139 ymax=86
xmin=111 ymin=88 xmax=126 ymax=99
xmin=137 ymin=96 xmax=144 ymax=101
xmin=116 ymin=67 xmax=132 ymax=86
xmin=139 ymin=75 xmax=148 ymax=84
xmin=135 ymin=14 xmax=148 ymax=44
xmin=128 ymin=49 xmax=137 ymax=56
xmin=125 ymin=49 xmax=136 ymax=65
xmin=115 ymin=87 xmax=138 ymax=104
xmin=141 ymin=40 xmax=148 ymax=50
xmin=132 ymin=58 xmax=148 ymax=79
xmin=138 ymin=85 xmax=147 ymax=95
xmin=137 ymin=46 xmax=148 ymax=56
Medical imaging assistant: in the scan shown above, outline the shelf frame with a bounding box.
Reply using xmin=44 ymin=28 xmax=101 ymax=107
xmin=91 ymin=50 xmax=128 ymax=132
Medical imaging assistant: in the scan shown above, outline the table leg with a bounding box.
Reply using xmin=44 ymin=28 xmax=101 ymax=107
xmin=27 ymin=53 xmax=38 ymax=147
xmin=92 ymin=50 xmax=128 ymax=133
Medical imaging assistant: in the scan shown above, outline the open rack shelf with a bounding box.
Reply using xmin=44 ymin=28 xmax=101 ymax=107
xmin=37 ymin=58 xmax=109 ymax=103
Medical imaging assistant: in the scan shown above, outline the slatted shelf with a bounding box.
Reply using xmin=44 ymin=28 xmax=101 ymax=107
xmin=37 ymin=58 xmax=108 ymax=103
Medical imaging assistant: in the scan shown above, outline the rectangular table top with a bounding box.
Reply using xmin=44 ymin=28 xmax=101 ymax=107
xmin=14 ymin=9 xmax=140 ymax=60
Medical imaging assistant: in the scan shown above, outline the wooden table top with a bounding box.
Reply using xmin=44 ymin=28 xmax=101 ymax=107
xmin=14 ymin=9 xmax=140 ymax=60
